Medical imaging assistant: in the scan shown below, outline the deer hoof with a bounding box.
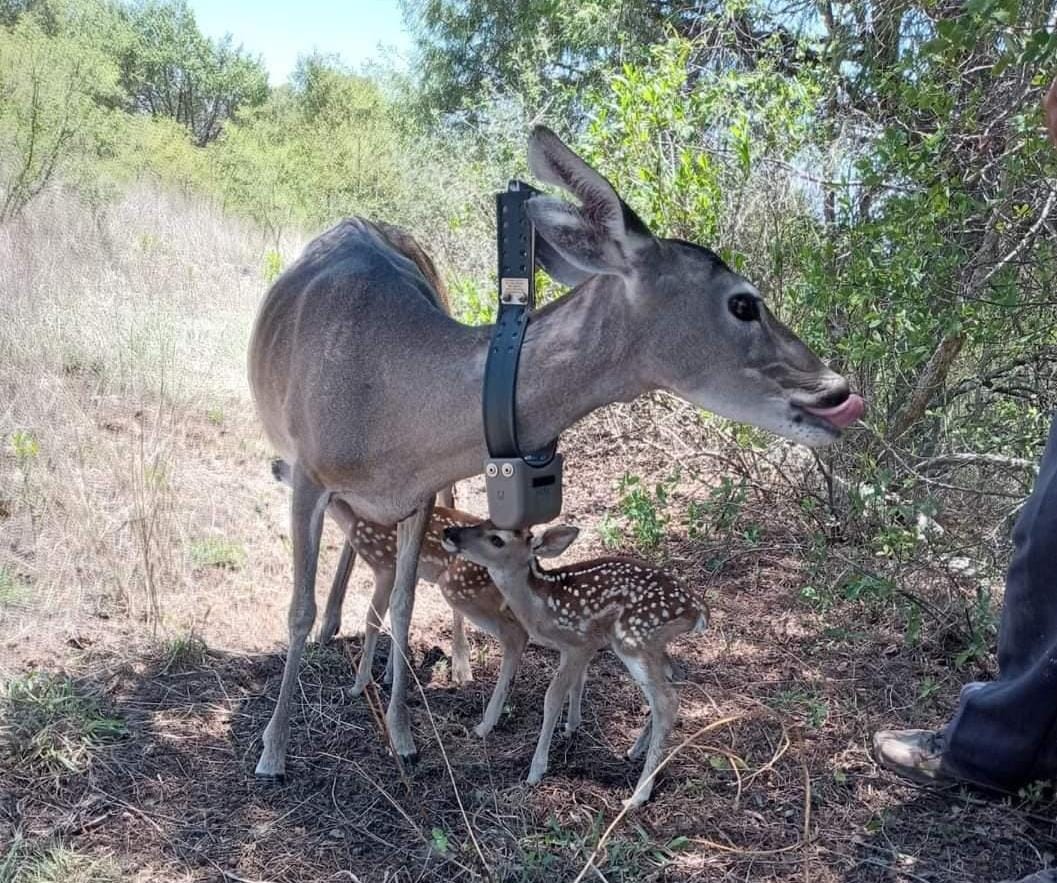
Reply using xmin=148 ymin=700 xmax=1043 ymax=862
xmin=254 ymin=753 xmax=286 ymax=780
xmin=386 ymin=710 xmax=417 ymax=761
xmin=349 ymin=678 xmax=370 ymax=697
xmin=473 ymin=721 xmax=493 ymax=738
xmin=451 ymin=663 xmax=474 ymax=686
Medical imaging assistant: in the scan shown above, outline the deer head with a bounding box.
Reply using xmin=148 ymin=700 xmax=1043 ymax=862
xmin=526 ymin=126 xmax=865 ymax=447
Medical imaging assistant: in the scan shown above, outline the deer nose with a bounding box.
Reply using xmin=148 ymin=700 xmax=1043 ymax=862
xmin=801 ymin=374 xmax=866 ymax=428
xmin=813 ymin=375 xmax=852 ymax=409
xmin=441 ymin=526 xmax=463 ymax=554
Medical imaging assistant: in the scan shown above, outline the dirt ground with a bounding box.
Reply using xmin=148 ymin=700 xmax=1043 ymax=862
xmin=2 ymin=394 xmax=1056 ymax=883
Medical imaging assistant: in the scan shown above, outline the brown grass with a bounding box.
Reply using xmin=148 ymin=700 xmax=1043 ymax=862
xmin=0 ymin=187 xmax=1054 ymax=882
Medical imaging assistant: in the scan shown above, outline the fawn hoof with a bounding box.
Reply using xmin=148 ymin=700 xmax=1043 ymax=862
xmin=474 ymin=721 xmax=493 ymax=738
xmin=349 ymin=678 xmax=370 ymax=697
xmin=451 ymin=663 xmax=474 ymax=686
xmin=318 ymin=623 xmax=340 ymax=645
xmin=526 ymin=764 xmax=547 ymax=786
xmin=621 ymin=793 xmax=647 ymax=812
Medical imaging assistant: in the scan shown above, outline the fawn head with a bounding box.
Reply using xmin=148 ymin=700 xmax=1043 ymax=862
xmin=442 ymin=522 xmax=580 ymax=573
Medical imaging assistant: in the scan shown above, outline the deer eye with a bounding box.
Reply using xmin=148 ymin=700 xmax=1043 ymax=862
xmin=728 ymin=293 xmax=760 ymax=322
xmin=489 ymin=535 xmax=505 ymax=548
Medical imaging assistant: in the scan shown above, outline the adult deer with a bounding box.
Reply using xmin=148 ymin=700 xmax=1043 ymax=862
xmin=248 ymin=126 xmax=864 ymax=777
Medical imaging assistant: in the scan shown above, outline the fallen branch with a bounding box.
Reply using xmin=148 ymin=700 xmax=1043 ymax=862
xmin=916 ymin=452 xmax=1038 ymax=473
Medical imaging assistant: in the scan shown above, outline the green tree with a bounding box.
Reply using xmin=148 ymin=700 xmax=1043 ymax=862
xmin=119 ymin=0 xmax=267 ymax=145
xmin=0 ymin=14 xmax=122 ymax=220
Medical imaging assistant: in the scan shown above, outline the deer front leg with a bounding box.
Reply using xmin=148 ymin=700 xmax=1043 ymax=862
xmin=351 ymin=566 xmax=395 ymax=695
xmin=256 ymin=467 xmax=329 ymax=778
xmin=450 ymin=610 xmax=474 ymax=685
xmin=385 ymin=501 xmax=433 ymax=762
xmin=527 ymin=649 xmax=591 ymax=785
xmin=475 ymin=620 xmax=528 ymax=737
xmin=319 ymin=539 xmax=356 ymax=644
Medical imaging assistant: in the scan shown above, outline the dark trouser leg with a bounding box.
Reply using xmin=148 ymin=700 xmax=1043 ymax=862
xmin=941 ymin=414 xmax=1057 ymax=790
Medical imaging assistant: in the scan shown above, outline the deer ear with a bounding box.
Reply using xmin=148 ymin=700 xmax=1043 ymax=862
xmin=531 ymin=524 xmax=580 ymax=558
xmin=534 ymin=231 xmax=592 ymax=287
xmin=526 ymin=125 xmax=653 ymax=276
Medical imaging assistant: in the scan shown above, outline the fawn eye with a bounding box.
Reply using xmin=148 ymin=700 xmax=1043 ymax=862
xmin=728 ymin=293 xmax=760 ymax=322
xmin=489 ymin=535 xmax=505 ymax=548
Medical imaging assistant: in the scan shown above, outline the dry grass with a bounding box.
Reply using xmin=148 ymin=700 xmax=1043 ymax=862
xmin=0 ymin=185 xmax=1054 ymax=882
xmin=0 ymin=184 xmax=310 ymax=661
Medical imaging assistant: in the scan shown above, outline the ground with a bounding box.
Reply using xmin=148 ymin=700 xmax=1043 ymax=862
xmin=3 ymin=398 xmax=1056 ymax=883
xmin=1 ymin=190 xmax=1054 ymax=882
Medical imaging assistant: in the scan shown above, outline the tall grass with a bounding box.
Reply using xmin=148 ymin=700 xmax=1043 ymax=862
xmin=0 ymin=185 xmax=304 ymax=656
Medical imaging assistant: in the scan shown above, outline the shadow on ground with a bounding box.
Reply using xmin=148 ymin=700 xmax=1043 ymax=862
xmin=2 ymin=612 xmax=1055 ymax=882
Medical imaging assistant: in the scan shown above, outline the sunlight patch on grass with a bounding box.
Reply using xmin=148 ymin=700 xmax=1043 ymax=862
xmin=0 ymin=674 xmax=126 ymax=776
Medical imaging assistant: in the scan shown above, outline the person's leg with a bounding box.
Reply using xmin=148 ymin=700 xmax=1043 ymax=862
xmin=875 ymin=414 xmax=1057 ymax=790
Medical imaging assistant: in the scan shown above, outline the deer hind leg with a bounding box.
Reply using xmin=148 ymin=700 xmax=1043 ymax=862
xmin=256 ymin=466 xmax=330 ymax=778
xmin=564 ymin=665 xmax=589 ymax=736
xmin=450 ymin=610 xmax=474 ymax=685
xmin=615 ymin=649 xmax=678 ymax=809
xmin=319 ymin=539 xmax=356 ymax=644
xmin=475 ymin=619 xmax=528 ymax=737
xmin=385 ymin=500 xmax=434 ymax=762
xmin=351 ymin=566 xmax=395 ymax=695
xmin=527 ymin=648 xmax=592 ymax=785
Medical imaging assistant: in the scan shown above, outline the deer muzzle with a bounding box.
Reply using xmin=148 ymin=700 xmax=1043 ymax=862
xmin=800 ymin=393 xmax=866 ymax=429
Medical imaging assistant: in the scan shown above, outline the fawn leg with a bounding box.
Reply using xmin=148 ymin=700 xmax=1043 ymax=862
xmin=528 ymin=649 xmax=591 ymax=785
xmin=617 ymin=650 xmax=677 ymax=809
xmin=476 ymin=620 xmax=529 ymax=737
xmin=450 ymin=610 xmax=474 ymax=685
xmin=319 ymin=539 xmax=356 ymax=644
xmin=351 ymin=566 xmax=395 ymax=695
xmin=564 ymin=662 xmax=590 ymax=735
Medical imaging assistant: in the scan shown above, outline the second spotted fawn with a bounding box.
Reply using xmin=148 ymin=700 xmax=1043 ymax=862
xmin=443 ymin=521 xmax=708 ymax=808
xmin=274 ymin=458 xmax=555 ymax=737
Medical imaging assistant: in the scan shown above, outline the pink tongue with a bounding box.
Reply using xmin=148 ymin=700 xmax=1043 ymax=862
xmin=803 ymin=394 xmax=866 ymax=429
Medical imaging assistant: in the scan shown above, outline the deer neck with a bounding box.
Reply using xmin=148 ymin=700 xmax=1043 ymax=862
xmin=503 ymin=276 xmax=647 ymax=452
xmin=483 ymin=563 xmax=553 ymax=635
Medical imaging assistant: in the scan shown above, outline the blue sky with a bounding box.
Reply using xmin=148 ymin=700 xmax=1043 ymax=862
xmin=186 ymin=0 xmax=412 ymax=85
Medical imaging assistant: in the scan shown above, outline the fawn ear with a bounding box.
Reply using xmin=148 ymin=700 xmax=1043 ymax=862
xmin=531 ymin=524 xmax=580 ymax=558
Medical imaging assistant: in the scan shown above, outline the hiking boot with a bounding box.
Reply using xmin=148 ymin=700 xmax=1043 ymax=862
xmin=872 ymin=728 xmax=948 ymax=785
